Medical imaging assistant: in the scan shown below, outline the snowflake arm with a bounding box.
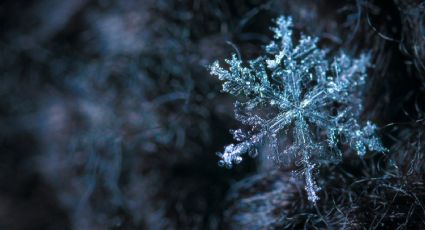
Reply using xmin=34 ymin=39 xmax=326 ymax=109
xmin=218 ymin=109 xmax=296 ymax=167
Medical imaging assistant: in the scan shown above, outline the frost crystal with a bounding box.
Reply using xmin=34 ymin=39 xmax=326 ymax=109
xmin=210 ymin=16 xmax=386 ymax=202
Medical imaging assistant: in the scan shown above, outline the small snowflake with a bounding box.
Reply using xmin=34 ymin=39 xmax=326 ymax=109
xmin=210 ymin=16 xmax=386 ymax=202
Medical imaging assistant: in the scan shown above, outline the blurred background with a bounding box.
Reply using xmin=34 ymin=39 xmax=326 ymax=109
xmin=0 ymin=0 xmax=424 ymax=229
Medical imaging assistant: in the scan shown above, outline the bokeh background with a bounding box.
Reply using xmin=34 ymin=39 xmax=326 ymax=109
xmin=0 ymin=0 xmax=424 ymax=229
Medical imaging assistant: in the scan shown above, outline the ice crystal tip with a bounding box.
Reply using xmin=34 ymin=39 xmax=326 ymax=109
xmin=210 ymin=15 xmax=385 ymax=202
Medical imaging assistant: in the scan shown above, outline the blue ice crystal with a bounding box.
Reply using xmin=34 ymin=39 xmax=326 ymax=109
xmin=210 ymin=16 xmax=386 ymax=202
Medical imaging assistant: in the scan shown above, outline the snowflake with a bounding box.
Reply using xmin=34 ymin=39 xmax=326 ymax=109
xmin=210 ymin=16 xmax=386 ymax=202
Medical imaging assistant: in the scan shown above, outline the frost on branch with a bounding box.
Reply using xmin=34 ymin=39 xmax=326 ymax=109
xmin=210 ymin=16 xmax=386 ymax=202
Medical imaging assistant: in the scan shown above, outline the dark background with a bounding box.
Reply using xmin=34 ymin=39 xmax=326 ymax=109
xmin=0 ymin=0 xmax=424 ymax=229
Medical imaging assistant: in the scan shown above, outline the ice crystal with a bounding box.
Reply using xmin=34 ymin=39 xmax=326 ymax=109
xmin=210 ymin=16 xmax=386 ymax=202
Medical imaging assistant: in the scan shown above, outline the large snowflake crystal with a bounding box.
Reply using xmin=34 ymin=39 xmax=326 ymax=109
xmin=210 ymin=16 xmax=386 ymax=202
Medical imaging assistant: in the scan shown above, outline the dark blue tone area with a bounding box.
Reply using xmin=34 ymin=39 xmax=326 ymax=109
xmin=0 ymin=0 xmax=424 ymax=229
